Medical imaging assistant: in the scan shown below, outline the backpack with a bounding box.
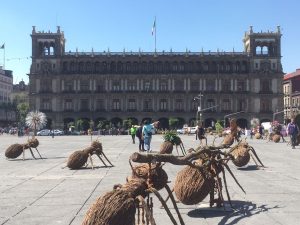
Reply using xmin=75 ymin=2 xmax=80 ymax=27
xmin=136 ymin=127 xmax=142 ymax=138
xmin=288 ymin=123 xmax=298 ymax=135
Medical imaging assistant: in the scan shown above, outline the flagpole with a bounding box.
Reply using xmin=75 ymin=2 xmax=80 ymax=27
xmin=3 ymin=44 xmax=5 ymax=69
xmin=155 ymin=17 xmax=157 ymax=53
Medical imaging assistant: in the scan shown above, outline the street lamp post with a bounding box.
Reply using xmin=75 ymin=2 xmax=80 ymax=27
xmin=224 ymin=111 xmax=245 ymax=128
xmin=194 ymin=93 xmax=203 ymax=125
xmin=273 ymin=110 xmax=285 ymax=123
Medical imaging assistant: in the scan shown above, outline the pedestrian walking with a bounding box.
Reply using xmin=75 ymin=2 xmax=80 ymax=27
xmin=287 ymin=118 xmax=299 ymax=149
xmin=142 ymin=120 xmax=154 ymax=152
xmin=130 ymin=125 xmax=137 ymax=144
xmin=136 ymin=123 xmax=145 ymax=151
xmin=196 ymin=123 xmax=207 ymax=146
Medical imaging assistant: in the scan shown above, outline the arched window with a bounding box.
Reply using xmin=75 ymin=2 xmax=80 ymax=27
xmin=95 ymin=62 xmax=100 ymax=73
xmin=172 ymin=62 xmax=178 ymax=72
xmin=102 ymin=62 xmax=107 ymax=73
xmin=141 ymin=62 xmax=147 ymax=73
xmin=110 ymin=62 xmax=116 ymax=73
xmin=79 ymin=62 xmax=84 ymax=73
xmin=196 ymin=62 xmax=202 ymax=73
xmin=262 ymin=46 xmax=268 ymax=55
xmin=148 ymin=62 xmax=154 ymax=73
xmin=164 ymin=61 xmax=170 ymax=73
xmin=117 ymin=62 xmax=123 ymax=73
xmin=86 ymin=62 xmax=92 ymax=73
xmin=62 ymin=62 xmax=68 ymax=73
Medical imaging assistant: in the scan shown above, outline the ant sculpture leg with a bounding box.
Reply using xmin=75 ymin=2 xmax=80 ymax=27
xmin=22 ymin=146 xmax=25 ymax=160
xmin=136 ymin=195 xmax=156 ymax=225
xmin=88 ymin=153 xmax=94 ymax=169
xmin=248 ymin=146 xmax=265 ymax=167
xmin=148 ymin=187 xmax=183 ymax=225
xmin=28 ymin=147 xmax=37 ymax=160
xmin=164 ymin=184 xmax=185 ymax=225
xmin=35 ymin=147 xmax=43 ymax=159
xmin=179 ymin=143 xmax=186 ymax=156
xmin=96 ymin=154 xmax=108 ymax=167
xmin=100 ymin=152 xmax=114 ymax=167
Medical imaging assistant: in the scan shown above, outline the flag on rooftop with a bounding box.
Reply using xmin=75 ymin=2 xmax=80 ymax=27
xmin=152 ymin=18 xmax=156 ymax=36
xmin=0 ymin=43 xmax=4 ymax=49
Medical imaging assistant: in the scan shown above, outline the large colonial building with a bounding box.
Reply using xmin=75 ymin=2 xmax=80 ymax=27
xmin=28 ymin=26 xmax=283 ymax=129
xmin=283 ymin=69 xmax=300 ymax=123
xmin=0 ymin=66 xmax=14 ymax=126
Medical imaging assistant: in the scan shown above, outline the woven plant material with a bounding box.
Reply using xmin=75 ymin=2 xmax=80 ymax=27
xmin=272 ymin=134 xmax=281 ymax=143
xmin=255 ymin=133 xmax=261 ymax=139
xmin=174 ymin=166 xmax=215 ymax=205
xmin=91 ymin=141 xmax=102 ymax=153
xmin=231 ymin=145 xmax=250 ymax=167
xmin=131 ymin=163 xmax=168 ymax=191
xmin=222 ymin=134 xmax=234 ymax=146
xmin=67 ymin=151 xmax=89 ymax=169
xmin=5 ymin=144 xmax=23 ymax=159
xmin=159 ymin=141 xmax=173 ymax=154
xmin=82 ymin=179 xmax=147 ymax=225
xmin=29 ymin=138 xmax=39 ymax=148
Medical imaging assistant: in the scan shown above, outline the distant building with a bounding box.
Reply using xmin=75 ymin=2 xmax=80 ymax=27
xmin=28 ymin=26 xmax=283 ymax=130
xmin=0 ymin=66 xmax=15 ymax=126
xmin=11 ymin=80 xmax=29 ymax=104
xmin=283 ymin=69 xmax=300 ymax=123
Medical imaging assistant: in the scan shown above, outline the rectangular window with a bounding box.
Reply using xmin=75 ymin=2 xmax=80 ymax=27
xmin=80 ymin=99 xmax=89 ymax=111
xmin=112 ymin=99 xmax=120 ymax=111
xmin=175 ymin=99 xmax=183 ymax=111
xmin=128 ymin=99 xmax=136 ymax=111
xmin=96 ymin=99 xmax=104 ymax=111
xmin=160 ymin=81 xmax=168 ymax=91
xmin=41 ymin=99 xmax=51 ymax=110
xmin=222 ymin=99 xmax=231 ymax=112
xmin=112 ymin=81 xmax=120 ymax=91
xmin=65 ymin=99 xmax=73 ymax=111
xmin=128 ymin=81 xmax=136 ymax=91
xmin=144 ymin=99 xmax=152 ymax=111
xmin=160 ymin=99 xmax=168 ymax=111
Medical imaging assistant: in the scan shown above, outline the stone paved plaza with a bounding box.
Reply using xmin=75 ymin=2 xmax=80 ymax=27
xmin=1 ymin=134 xmax=300 ymax=225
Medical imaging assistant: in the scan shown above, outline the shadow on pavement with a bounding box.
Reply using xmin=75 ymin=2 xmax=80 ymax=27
xmin=188 ymin=200 xmax=280 ymax=225
xmin=237 ymin=165 xmax=259 ymax=171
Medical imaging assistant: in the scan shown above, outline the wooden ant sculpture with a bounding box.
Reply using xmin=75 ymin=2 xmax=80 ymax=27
xmin=67 ymin=140 xmax=113 ymax=169
xmin=82 ymin=161 xmax=184 ymax=225
xmin=5 ymin=137 xmax=43 ymax=160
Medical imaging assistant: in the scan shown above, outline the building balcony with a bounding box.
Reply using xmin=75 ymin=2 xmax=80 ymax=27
xmin=259 ymin=90 xmax=273 ymax=94
xmin=127 ymin=109 xmax=137 ymax=112
xmin=64 ymin=109 xmax=74 ymax=112
xmin=40 ymin=109 xmax=52 ymax=113
xmin=78 ymin=90 xmax=91 ymax=93
xmin=62 ymin=90 xmax=75 ymax=94
xmin=39 ymin=90 xmax=52 ymax=94
xmin=95 ymin=109 xmax=107 ymax=112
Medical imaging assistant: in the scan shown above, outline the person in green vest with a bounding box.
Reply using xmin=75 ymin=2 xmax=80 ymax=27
xmin=130 ymin=125 xmax=137 ymax=144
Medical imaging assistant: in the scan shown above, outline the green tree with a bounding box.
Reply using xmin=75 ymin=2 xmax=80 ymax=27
xmin=123 ymin=119 xmax=133 ymax=129
xmin=76 ymin=119 xmax=83 ymax=131
xmin=16 ymin=102 xmax=29 ymax=126
xmin=169 ymin=117 xmax=179 ymax=130
xmin=215 ymin=120 xmax=223 ymax=134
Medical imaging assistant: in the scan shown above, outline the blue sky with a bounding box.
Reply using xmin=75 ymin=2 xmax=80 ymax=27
xmin=1 ymin=0 xmax=299 ymax=83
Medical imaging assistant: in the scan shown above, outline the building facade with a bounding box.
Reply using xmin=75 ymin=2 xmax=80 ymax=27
xmin=0 ymin=66 xmax=14 ymax=126
xmin=283 ymin=69 xmax=300 ymax=123
xmin=28 ymin=26 xmax=284 ymax=129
